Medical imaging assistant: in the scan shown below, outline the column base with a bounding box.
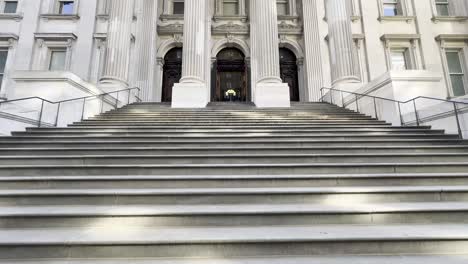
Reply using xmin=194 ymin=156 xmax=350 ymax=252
xmin=172 ymin=83 xmax=209 ymax=108
xmin=254 ymin=82 xmax=291 ymax=108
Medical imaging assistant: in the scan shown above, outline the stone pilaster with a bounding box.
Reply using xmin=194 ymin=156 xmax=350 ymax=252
xmin=99 ymin=0 xmax=134 ymax=92
xmin=250 ymin=0 xmax=290 ymax=107
xmin=171 ymin=0 xmax=210 ymax=108
xmin=302 ymin=0 xmax=324 ymax=101
xmin=326 ymin=0 xmax=360 ymax=85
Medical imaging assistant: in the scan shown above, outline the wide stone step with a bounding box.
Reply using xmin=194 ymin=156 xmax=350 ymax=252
xmin=0 ymin=186 xmax=467 ymax=205
xmin=0 ymin=225 xmax=467 ymax=259
xmin=71 ymin=121 xmax=392 ymax=127
xmin=0 ymin=139 xmax=464 ymax=148
xmin=0 ymin=153 xmax=467 ymax=165
xmin=1 ymin=162 xmax=468 ymax=176
xmin=1 ymin=202 xmax=468 ymax=228
xmin=1 ymin=255 xmax=468 ymax=264
xmin=1 ymin=145 xmax=467 ymax=156
xmin=0 ymin=134 xmax=458 ymax=143
xmin=11 ymin=131 xmax=448 ymax=138
xmin=2 ymin=173 xmax=468 ymax=189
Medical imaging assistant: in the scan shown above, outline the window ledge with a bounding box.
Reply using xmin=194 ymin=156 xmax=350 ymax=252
xmin=278 ymin=15 xmax=299 ymax=22
xmin=96 ymin=14 xmax=109 ymax=21
xmin=351 ymin=15 xmax=361 ymax=22
xmin=378 ymin=16 xmax=415 ymax=23
xmin=40 ymin=14 xmax=80 ymax=21
xmin=432 ymin=16 xmax=468 ymax=23
xmin=213 ymin=15 xmax=248 ymax=22
xmin=0 ymin=13 xmax=23 ymax=21
xmin=160 ymin=14 xmax=184 ymax=22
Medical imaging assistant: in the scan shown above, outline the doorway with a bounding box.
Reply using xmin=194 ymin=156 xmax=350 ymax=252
xmin=279 ymin=48 xmax=300 ymax=102
xmin=213 ymin=48 xmax=248 ymax=102
xmin=162 ymin=48 xmax=182 ymax=102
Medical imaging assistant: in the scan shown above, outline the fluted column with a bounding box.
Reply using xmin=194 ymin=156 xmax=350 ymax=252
xmin=326 ymin=0 xmax=360 ymax=85
xmin=250 ymin=0 xmax=290 ymax=107
xmin=99 ymin=0 xmax=134 ymax=91
xmin=171 ymin=0 xmax=210 ymax=108
xmin=303 ymin=0 xmax=323 ymax=101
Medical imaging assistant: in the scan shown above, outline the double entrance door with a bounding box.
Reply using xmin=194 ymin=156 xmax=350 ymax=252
xmin=213 ymin=48 xmax=248 ymax=102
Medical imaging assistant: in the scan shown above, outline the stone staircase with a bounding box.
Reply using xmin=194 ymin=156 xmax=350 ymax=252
xmin=0 ymin=102 xmax=468 ymax=263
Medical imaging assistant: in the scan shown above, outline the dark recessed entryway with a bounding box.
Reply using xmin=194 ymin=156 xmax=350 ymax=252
xmin=162 ymin=47 xmax=183 ymax=103
xmin=279 ymin=48 xmax=300 ymax=102
xmin=212 ymin=48 xmax=248 ymax=102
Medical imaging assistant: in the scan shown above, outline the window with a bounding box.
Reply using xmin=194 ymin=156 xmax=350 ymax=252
xmin=390 ymin=49 xmax=410 ymax=70
xmin=383 ymin=0 xmax=402 ymax=16
xmin=277 ymin=0 xmax=288 ymax=15
xmin=223 ymin=0 xmax=239 ymax=15
xmin=435 ymin=0 xmax=450 ymax=16
xmin=58 ymin=0 xmax=74 ymax=15
xmin=446 ymin=50 xmax=466 ymax=96
xmin=3 ymin=1 xmax=18 ymax=13
xmin=173 ymin=1 xmax=184 ymax=15
xmin=48 ymin=49 xmax=67 ymax=71
xmin=0 ymin=50 xmax=7 ymax=88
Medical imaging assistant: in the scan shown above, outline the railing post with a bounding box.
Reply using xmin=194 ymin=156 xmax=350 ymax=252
xmin=330 ymin=90 xmax=334 ymax=105
xmin=355 ymin=95 xmax=359 ymax=112
xmin=398 ymin=102 xmax=404 ymax=126
xmin=137 ymin=88 xmax=141 ymax=102
xmin=373 ymin=97 xmax=378 ymax=119
xmin=100 ymin=95 xmax=104 ymax=114
xmin=54 ymin=102 xmax=61 ymax=127
xmin=341 ymin=91 xmax=345 ymax=108
xmin=116 ymin=91 xmax=120 ymax=109
xmin=413 ymin=100 xmax=420 ymax=127
xmin=38 ymin=100 xmax=45 ymax=128
xmin=81 ymin=98 xmax=87 ymax=121
xmin=453 ymin=102 xmax=463 ymax=139
xmin=127 ymin=89 xmax=131 ymax=105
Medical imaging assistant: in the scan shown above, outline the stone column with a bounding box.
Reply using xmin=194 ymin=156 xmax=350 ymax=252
xmin=250 ymin=0 xmax=290 ymax=107
xmin=99 ymin=0 xmax=134 ymax=92
xmin=302 ymin=0 xmax=323 ymax=101
xmin=171 ymin=0 xmax=209 ymax=108
xmin=326 ymin=0 xmax=360 ymax=85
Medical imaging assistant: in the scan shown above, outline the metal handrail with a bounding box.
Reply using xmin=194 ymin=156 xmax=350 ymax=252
xmin=0 ymin=87 xmax=141 ymax=128
xmin=320 ymin=87 xmax=467 ymax=139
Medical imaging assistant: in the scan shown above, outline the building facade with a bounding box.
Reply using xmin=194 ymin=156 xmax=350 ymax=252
xmin=0 ymin=0 xmax=468 ymax=107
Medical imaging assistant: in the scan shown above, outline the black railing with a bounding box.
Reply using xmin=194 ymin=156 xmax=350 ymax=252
xmin=0 ymin=87 xmax=141 ymax=128
xmin=320 ymin=87 xmax=468 ymax=139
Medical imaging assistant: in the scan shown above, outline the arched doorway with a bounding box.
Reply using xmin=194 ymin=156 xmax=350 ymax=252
xmin=279 ymin=48 xmax=300 ymax=102
xmin=162 ymin=48 xmax=182 ymax=102
xmin=213 ymin=48 xmax=248 ymax=102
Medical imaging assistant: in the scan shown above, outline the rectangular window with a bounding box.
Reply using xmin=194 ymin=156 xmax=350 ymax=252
xmin=390 ymin=49 xmax=410 ymax=70
xmin=0 ymin=50 xmax=7 ymax=88
xmin=383 ymin=0 xmax=402 ymax=16
xmin=3 ymin=1 xmax=18 ymax=13
xmin=435 ymin=0 xmax=450 ymax=16
xmin=446 ymin=51 xmax=466 ymax=96
xmin=48 ymin=49 xmax=67 ymax=71
xmin=277 ymin=0 xmax=288 ymax=15
xmin=223 ymin=0 xmax=239 ymax=16
xmin=173 ymin=1 xmax=184 ymax=15
xmin=58 ymin=0 xmax=74 ymax=15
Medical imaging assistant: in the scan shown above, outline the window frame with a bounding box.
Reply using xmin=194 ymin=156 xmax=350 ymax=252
xmin=382 ymin=0 xmax=403 ymax=17
xmin=0 ymin=48 xmax=8 ymax=90
xmin=381 ymin=35 xmax=421 ymax=71
xmin=47 ymin=48 xmax=67 ymax=71
xmin=389 ymin=48 xmax=410 ymax=70
xmin=445 ymin=49 xmax=467 ymax=97
xmin=2 ymin=0 xmax=18 ymax=14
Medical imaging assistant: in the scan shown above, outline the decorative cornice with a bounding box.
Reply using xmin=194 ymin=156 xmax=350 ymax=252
xmin=432 ymin=16 xmax=468 ymax=23
xmin=34 ymin=33 xmax=78 ymax=41
xmin=40 ymin=14 xmax=80 ymax=22
xmin=212 ymin=22 xmax=249 ymax=35
xmin=0 ymin=13 xmax=23 ymax=21
xmin=435 ymin=34 xmax=468 ymax=41
xmin=378 ymin=16 xmax=416 ymax=23
xmin=380 ymin=34 xmax=421 ymax=41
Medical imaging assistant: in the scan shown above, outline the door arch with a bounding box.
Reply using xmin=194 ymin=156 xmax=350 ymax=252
xmin=213 ymin=48 xmax=248 ymax=102
xmin=279 ymin=48 xmax=300 ymax=102
xmin=162 ymin=47 xmax=182 ymax=102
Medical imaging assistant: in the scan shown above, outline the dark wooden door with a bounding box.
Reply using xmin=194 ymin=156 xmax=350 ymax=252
xmin=162 ymin=48 xmax=182 ymax=102
xmin=279 ymin=48 xmax=300 ymax=102
xmin=215 ymin=48 xmax=247 ymax=102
